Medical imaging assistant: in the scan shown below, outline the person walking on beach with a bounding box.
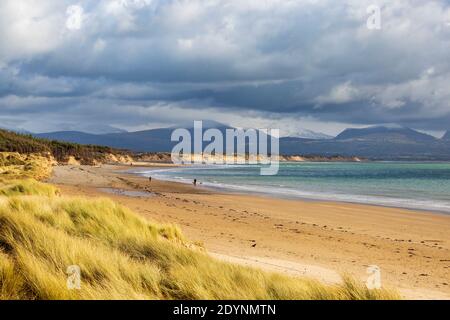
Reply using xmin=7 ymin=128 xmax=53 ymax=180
xmin=193 ymin=179 xmax=197 ymax=186
xmin=148 ymin=176 xmax=152 ymax=183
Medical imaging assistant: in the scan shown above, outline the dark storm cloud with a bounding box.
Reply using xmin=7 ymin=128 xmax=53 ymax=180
xmin=1 ymin=0 xmax=450 ymax=134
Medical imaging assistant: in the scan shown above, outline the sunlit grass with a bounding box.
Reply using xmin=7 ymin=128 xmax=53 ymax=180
xmin=0 ymin=179 xmax=59 ymax=197
xmin=0 ymin=153 xmax=54 ymax=180
xmin=0 ymin=179 xmax=400 ymax=300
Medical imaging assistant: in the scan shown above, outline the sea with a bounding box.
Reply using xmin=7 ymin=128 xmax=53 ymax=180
xmin=135 ymin=162 xmax=450 ymax=214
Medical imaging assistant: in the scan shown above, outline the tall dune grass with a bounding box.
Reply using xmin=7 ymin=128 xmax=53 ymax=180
xmin=0 ymin=179 xmax=59 ymax=197
xmin=0 ymin=179 xmax=400 ymax=300
xmin=0 ymin=152 xmax=54 ymax=180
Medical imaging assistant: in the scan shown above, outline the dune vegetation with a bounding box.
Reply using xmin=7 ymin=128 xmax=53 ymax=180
xmin=0 ymin=129 xmax=130 ymax=165
xmin=0 ymin=176 xmax=400 ymax=300
xmin=0 ymin=149 xmax=399 ymax=300
xmin=0 ymin=152 xmax=55 ymax=180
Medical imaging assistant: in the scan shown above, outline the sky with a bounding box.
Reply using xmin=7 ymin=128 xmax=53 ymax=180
xmin=0 ymin=0 xmax=450 ymax=137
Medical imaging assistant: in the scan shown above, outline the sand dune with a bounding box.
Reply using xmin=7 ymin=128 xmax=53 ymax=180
xmin=48 ymin=164 xmax=450 ymax=300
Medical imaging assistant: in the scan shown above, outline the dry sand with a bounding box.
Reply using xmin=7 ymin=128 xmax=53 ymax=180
xmin=48 ymin=164 xmax=450 ymax=300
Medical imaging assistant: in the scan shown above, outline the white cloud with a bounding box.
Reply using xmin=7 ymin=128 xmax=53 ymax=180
xmin=66 ymin=5 xmax=85 ymax=31
xmin=315 ymin=82 xmax=361 ymax=105
xmin=0 ymin=0 xmax=64 ymax=62
xmin=93 ymin=39 xmax=107 ymax=53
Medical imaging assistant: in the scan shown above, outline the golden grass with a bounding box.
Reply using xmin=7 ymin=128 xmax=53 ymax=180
xmin=0 ymin=179 xmax=400 ymax=300
xmin=0 ymin=179 xmax=59 ymax=197
xmin=0 ymin=152 xmax=54 ymax=180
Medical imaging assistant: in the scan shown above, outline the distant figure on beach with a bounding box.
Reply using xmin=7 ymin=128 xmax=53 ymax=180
xmin=193 ymin=179 xmax=197 ymax=186
xmin=148 ymin=176 xmax=152 ymax=182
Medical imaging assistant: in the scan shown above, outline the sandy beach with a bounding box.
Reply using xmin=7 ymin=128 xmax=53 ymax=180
xmin=47 ymin=164 xmax=450 ymax=300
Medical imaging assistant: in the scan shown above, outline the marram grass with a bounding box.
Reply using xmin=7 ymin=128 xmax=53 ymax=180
xmin=0 ymin=152 xmax=54 ymax=180
xmin=0 ymin=179 xmax=400 ymax=300
xmin=0 ymin=179 xmax=59 ymax=197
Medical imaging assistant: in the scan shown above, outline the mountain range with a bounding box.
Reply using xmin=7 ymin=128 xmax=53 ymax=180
xmin=289 ymin=129 xmax=333 ymax=140
xmin=32 ymin=124 xmax=450 ymax=160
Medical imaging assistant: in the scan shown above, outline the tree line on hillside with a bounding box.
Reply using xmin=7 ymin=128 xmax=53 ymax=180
xmin=0 ymin=129 xmax=130 ymax=163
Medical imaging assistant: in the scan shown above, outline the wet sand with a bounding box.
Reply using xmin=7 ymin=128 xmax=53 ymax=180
xmin=48 ymin=164 xmax=450 ymax=300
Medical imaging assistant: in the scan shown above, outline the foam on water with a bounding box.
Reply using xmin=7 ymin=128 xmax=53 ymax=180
xmin=132 ymin=162 xmax=450 ymax=214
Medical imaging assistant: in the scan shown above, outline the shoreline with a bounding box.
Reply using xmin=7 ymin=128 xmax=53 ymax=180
xmin=48 ymin=164 xmax=450 ymax=300
xmin=126 ymin=166 xmax=450 ymax=216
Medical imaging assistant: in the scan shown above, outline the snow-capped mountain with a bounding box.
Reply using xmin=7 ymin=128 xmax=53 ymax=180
xmin=288 ymin=129 xmax=333 ymax=140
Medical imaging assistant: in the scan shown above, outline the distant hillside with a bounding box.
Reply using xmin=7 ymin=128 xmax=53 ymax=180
xmin=35 ymin=125 xmax=234 ymax=153
xmin=335 ymin=126 xmax=437 ymax=143
xmin=35 ymin=131 xmax=106 ymax=146
xmin=34 ymin=124 xmax=450 ymax=160
xmin=0 ymin=128 xmax=131 ymax=165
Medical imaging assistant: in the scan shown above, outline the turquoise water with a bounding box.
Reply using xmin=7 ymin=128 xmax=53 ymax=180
xmin=136 ymin=162 xmax=450 ymax=213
